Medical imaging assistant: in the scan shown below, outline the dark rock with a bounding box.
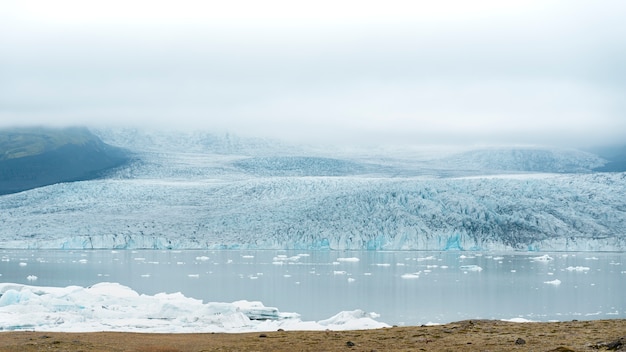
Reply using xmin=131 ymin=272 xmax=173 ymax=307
xmin=515 ymin=338 xmax=526 ymax=345
xmin=346 ymin=341 xmax=355 ymax=347
xmin=258 ymin=334 xmax=267 ymax=338
xmin=546 ymin=347 xmax=575 ymax=352
xmin=607 ymin=337 xmax=625 ymax=350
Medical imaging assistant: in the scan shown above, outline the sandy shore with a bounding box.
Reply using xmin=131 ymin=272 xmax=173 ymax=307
xmin=0 ymin=319 xmax=624 ymax=351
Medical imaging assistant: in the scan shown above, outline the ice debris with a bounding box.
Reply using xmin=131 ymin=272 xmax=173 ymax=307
xmin=0 ymin=282 xmax=389 ymax=332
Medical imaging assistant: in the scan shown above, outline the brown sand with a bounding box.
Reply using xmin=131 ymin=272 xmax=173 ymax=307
xmin=0 ymin=319 xmax=624 ymax=351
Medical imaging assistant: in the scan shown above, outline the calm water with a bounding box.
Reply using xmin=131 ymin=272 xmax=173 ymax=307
xmin=1 ymin=250 xmax=624 ymax=325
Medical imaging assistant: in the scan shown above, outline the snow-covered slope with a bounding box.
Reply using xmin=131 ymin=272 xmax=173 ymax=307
xmin=0 ymin=128 xmax=623 ymax=251
xmin=439 ymin=147 xmax=606 ymax=173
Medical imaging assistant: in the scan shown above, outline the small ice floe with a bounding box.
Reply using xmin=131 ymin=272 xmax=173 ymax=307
xmin=544 ymin=279 xmax=561 ymax=286
xmin=332 ymin=261 xmax=340 ymax=265
xmin=333 ymin=271 xmax=347 ymax=275
xmin=511 ymin=270 xmax=517 ymax=273
xmin=283 ymin=274 xmax=291 ymax=278
xmin=585 ymin=256 xmax=599 ymax=260
xmin=347 ymin=278 xmax=356 ymax=283
xmin=396 ymin=263 xmax=405 ymax=266
xmin=416 ymin=256 xmax=436 ymax=262
xmin=493 ymin=256 xmax=504 ymax=261
xmin=530 ymin=255 xmax=554 ymax=262
xmin=195 ymin=256 xmax=210 ymax=261
xmin=27 ymin=275 xmax=38 ymax=281
xmin=176 ymin=261 xmax=185 ymax=265
xmin=140 ymin=274 xmax=151 ymax=278
xmin=336 ymin=257 xmax=360 ymax=262
xmin=374 ymin=263 xmax=391 ymax=267
xmin=78 ymin=259 xmax=88 ymax=264
xmin=363 ymin=273 xmax=372 ymax=276
xmin=401 ymin=272 xmax=421 ymax=279
xmin=241 ymin=255 xmax=254 ymax=259
xmin=272 ymin=255 xmax=302 ymax=263
xmin=19 ymin=262 xmax=27 ymax=267
xmin=459 ymin=265 xmax=483 ymax=272
xmin=187 ymin=274 xmax=200 ymax=278
xmin=133 ymin=258 xmax=145 ymax=261
xmin=565 ymin=266 xmax=590 ymax=272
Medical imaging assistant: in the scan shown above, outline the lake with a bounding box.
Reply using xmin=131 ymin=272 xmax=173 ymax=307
xmin=1 ymin=249 xmax=624 ymax=326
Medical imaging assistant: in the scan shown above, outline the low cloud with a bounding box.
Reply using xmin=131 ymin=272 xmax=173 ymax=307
xmin=1 ymin=1 xmax=625 ymax=148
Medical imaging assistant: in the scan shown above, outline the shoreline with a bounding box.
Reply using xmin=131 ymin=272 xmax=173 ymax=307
xmin=1 ymin=319 xmax=624 ymax=351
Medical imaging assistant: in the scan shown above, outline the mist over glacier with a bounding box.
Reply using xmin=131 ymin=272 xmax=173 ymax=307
xmin=0 ymin=128 xmax=624 ymax=251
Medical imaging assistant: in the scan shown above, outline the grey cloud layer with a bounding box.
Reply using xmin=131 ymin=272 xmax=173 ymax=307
xmin=1 ymin=1 xmax=625 ymax=147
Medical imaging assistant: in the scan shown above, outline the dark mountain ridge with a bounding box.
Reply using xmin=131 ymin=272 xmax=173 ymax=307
xmin=0 ymin=127 xmax=130 ymax=195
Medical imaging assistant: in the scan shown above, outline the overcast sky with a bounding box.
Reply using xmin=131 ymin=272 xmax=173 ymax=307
xmin=1 ymin=1 xmax=625 ymax=147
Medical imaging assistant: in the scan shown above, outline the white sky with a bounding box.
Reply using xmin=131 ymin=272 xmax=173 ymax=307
xmin=1 ymin=0 xmax=625 ymax=147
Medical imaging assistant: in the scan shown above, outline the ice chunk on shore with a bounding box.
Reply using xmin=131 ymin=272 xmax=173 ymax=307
xmin=0 ymin=282 xmax=389 ymax=332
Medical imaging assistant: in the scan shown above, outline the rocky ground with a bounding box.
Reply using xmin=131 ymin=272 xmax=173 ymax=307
xmin=0 ymin=319 xmax=624 ymax=351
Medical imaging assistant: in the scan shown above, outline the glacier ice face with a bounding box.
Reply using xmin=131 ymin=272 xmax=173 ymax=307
xmin=0 ymin=172 xmax=624 ymax=251
xmin=0 ymin=282 xmax=389 ymax=332
xmin=0 ymin=128 xmax=624 ymax=251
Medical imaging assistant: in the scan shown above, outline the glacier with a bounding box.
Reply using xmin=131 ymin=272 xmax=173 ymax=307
xmin=0 ymin=128 xmax=624 ymax=251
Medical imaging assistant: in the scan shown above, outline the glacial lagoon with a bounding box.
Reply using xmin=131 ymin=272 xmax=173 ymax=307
xmin=1 ymin=250 xmax=624 ymax=327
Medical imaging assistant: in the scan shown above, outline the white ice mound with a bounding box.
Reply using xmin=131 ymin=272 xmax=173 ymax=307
xmin=0 ymin=282 xmax=389 ymax=332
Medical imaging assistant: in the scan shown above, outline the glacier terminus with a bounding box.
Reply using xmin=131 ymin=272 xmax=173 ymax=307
xmin=0 ymin=128 xmax=624 ymax=252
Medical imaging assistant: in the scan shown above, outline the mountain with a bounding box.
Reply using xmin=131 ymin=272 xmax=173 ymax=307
xmin=0 ymin=128 xmax=624 ymax=251
xmin=0 ymin=127 xmax=130 ymax=195
xmin=589 ymin=145 xmax=626 ymax=172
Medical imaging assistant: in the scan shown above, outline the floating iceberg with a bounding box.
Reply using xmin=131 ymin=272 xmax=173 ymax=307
xmin=544 ymin=279 xmax=562 ymax=286
xmin=531 ymin=255 xmax=554 ymax=262
xmin=565 ymin=266 xmax=590 ymax=272
xmin=0 ymin=283 xmax=389 ymax=332
xmin=459 ymin=265 xmax=483 ymax=272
